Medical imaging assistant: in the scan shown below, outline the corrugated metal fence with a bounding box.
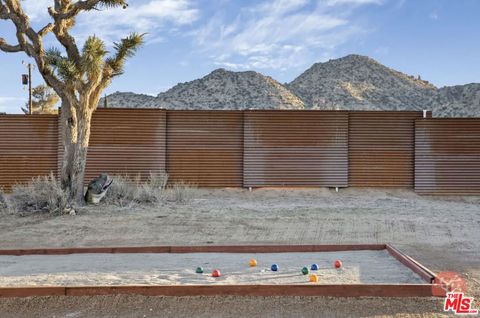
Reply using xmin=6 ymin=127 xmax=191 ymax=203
xmin=1 ymin=109 xmax=479 ymax=194
xmin=167 ymin=111 xmax=243 ymax=187
xmin=0 ymin=115 xmax=58 ymax=190
xmin=415 ymin=118 xmax=480 ymax=195
xmin=348 ymin=111 xmax=425 ymax=187
xmin=84 ymin=109 xmax=167 ymax=182
xmin=244 ymin=111 xmax=348 ymax=187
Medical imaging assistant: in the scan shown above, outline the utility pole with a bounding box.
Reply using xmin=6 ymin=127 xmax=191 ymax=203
xmin=28 ymin=63 xmax=32 ymax=115
xmin=22 ymin=61 xmax=33 ymax=115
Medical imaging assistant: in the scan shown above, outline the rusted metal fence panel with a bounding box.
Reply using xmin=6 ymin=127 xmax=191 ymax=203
xmin=349 ymin=111 xmax=424 ymax=187
xmin=415 ymin=119 xmax=480 ymax=195
xmin=3 ymin=110 xmax=478 ymax=194
xmin=0 ymin=115 xmax=58 ymax=190
xmin=243 ymin=111 xmax=349 ymax=187
xmin=84 ymin=109 xmax=166 ymax=182
xmin=166 ymin=111 xmax=243 ymax=187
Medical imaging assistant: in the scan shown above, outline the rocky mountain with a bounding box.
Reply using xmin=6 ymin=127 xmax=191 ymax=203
xmin=157 ymin=69 xmax=304 ymax=110
xmin=287 ymin=54 xmax=438 ymax=111
xmin=434 ymin=84 xmax=480 ymax=117
xmin=102 ymin=92 xmax=157 ymax=108
xmin=100 ymin=54 xmax=479 ymax=117
xmin=102 ymin=69 xmax=304 ymax=110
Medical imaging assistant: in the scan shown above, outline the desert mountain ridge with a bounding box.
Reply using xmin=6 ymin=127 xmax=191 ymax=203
xmin=101 ymin=69 xmax=304 ymax=110
xmin=100 ymin=54 xmax=480 ymax=117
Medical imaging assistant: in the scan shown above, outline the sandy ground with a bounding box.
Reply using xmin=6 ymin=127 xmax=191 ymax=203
xmin=0 ymin=250 xmax=425 ymax=286
xmin=0 ymin=187 xmax=479 ymax=317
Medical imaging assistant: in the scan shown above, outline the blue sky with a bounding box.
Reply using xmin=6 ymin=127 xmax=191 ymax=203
xmin=1 ymin=0 xmax=479 ymax=113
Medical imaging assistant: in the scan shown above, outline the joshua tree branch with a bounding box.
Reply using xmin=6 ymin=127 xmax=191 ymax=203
xmin=0 ymin=37 xmax=22 ymax=52
xmin=46 ymin=2 xmax=82 ymax=66
xmin=49 ymin=0 xmax=127 ymax=20
xmin=0 ymin=3 xmax=9 ymax=19
xmin=39 ymin=23 xmax=54 ymax=37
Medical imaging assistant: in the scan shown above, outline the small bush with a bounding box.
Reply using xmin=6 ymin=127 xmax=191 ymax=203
xmin=7 ymin=173 xmax=69 ymax=215
xmin=0 ymin=188 xmax=7 ymax=212
xmin=103 ymin=174 xmax=137 ymax=207
xmin=147 ymin=172 xmax=169 ymax=189
xmin=104 ymin=172 xmax=169 ymax=207
xmin=169 ymin=182 xmax=196 ymax=204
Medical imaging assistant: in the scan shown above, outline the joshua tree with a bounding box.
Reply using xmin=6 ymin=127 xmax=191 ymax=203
xmin=22 ymin=84 xmax=60 ymax=114
xmin=0 ymin=0 xmax=143 ymax=203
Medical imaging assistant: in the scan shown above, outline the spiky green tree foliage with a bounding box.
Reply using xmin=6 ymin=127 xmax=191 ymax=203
xmin=0 ymin=1 xmax=143 ymax=203
xmin=22 ymin=84 xmax=60 ymax=114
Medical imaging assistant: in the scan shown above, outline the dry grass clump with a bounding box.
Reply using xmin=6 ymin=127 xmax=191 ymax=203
xmin=104 ymin=173 xmax=197 ymax=206
xmin=0 ymin=188 xmax=7 ymax=212
xmin=169 ymin=181 xmax=196 ymax=204
xmin=1 ymin=172 xmax=196 ymax=215
xmin=104 ymin=172 xmax=169 ymax=207
xmin=7 ymin=173 xmax=69 ymax=216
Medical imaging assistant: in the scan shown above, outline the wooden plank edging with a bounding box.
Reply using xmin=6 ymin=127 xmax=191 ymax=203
xmin=386 ymin=244 xmax=436 ymax=283
xmin=0 ymin=244 xmax=387 ymax=256
xmin=0 ymin=284 xmax=436 ymax=298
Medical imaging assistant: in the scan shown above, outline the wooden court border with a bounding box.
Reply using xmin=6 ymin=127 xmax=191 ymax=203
xmin=0 ymin=244 xmax=441 ymax=298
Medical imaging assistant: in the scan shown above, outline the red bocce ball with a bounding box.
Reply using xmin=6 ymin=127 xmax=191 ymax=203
xmin=212 ymin=269 xmax=221 ymax=277
xmin=334 ymin=260 xmax=342 ymax=269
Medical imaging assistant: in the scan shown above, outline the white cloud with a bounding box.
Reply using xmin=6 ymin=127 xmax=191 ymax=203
xmin=252 ymin=0 xmax=311 ymax=15
xmin=17 ymin=0 xmax=384 ymax=75
xmin=327 ymin=0 xmax=383 ymax=5
xmin=21 ymin=0 xmax=198 ymax=45
xmin=192 ymin=0 xmax=381 ymax=71
xmin=76 ymin=0 xmax=199 ymax=44
xmin=23 ymin=0 xmax=51 ymax=22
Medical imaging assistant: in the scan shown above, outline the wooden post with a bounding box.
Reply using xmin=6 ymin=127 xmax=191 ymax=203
xmin=28 ymin=63 xmax=32 ymax=115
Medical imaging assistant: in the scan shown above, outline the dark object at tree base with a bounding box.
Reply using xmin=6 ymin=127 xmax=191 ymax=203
xmin=85 ymin=174 xmax=113 ymax=204
xmin=0 ymin=192 xmax=6 ymax=209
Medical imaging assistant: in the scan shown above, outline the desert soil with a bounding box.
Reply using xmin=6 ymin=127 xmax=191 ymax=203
xmin=0 ymin=187 xmax=479 ymax=317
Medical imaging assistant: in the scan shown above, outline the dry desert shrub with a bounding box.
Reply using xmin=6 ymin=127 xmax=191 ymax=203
xmin=104 ymin=173 xmax=196 ymax=206
xmin=103 ymin=174 xmax=138 ymax=207
xmin=1 ymin=171 xmax=195 ymax=216
xmin=104 ymin=172 xmax=169 ymax=207
xmin=168 ymin=181 xmax=196 ymax=204
xmin=7 ymin=173 xmax=69 ymax=216
xmin=0 ymin=188 xmax=8 ymax=212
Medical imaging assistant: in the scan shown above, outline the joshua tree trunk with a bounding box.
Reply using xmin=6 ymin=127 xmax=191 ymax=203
xmin=60 ymin=98 xmax=96 ymax=204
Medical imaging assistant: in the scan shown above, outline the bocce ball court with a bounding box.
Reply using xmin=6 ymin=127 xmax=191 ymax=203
xmin=0 ymin=244 xmax=442 ymax=298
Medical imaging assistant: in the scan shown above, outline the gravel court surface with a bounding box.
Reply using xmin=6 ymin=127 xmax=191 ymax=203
xmin=0 ymin=250 xmax=425 ymax=286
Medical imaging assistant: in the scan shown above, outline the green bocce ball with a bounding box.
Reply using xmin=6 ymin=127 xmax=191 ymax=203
xmin=302 ymin=266 xmax=309 ymax=275
xmin=196 ymin=267 xmax=204 ymax=274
